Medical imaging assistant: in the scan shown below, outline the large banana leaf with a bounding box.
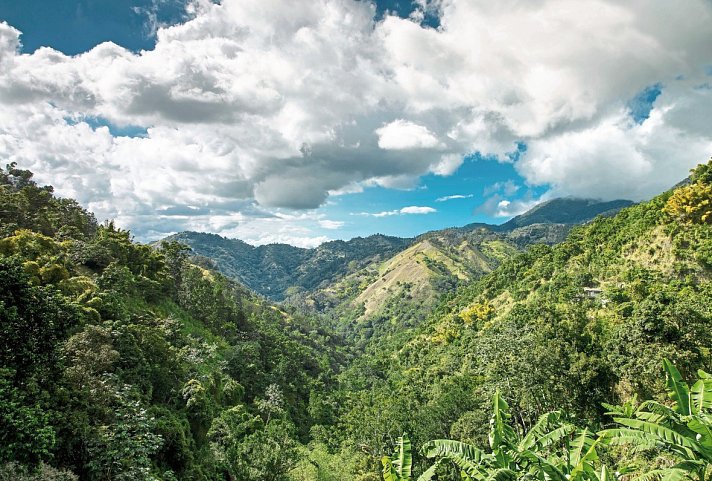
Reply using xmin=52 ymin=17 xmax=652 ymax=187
xmin=637 ymin=401 xmax=680 ymax=425
xmin=612 ymin=418 xmax=700 ymax=454
xmin=686 ymin=415 xmax=712 ymax=451
xmin=420 ymin=439 xmax=490 ymax=478
xmin=518 ymin=411 xmax=575 ymax=451
xmin=599 ymin=428 xmax=666 ymax=451
xmin=670 ymin=459 xmax=708 ymax=475
xmin=383 ymin=435 xmax=413 ymax=481
xmin=415 ymin=459 xmax=442 ymax=481
xmin=490 ymin=391 xmax=516 ymax=451
xmin=383 ymin=456 xmax=399 ymax=481
xmin=634 ymin=401 xmax=702 ymax=450
xmin=569 ymin=429 xmax=601 ymax=477
xmin=690 ymin=378 xmax=712 ymax=413
xmin=515 ymin=449 xmax=569 ymax=481
xmin=663 ymin=359 xmax=692 ymax=416
xmin=395 ymin=435 xmax=413 ymax=480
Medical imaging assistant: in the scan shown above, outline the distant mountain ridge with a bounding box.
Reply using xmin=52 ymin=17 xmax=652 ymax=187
xmin=164 ymin=197 xmax=633 ymax=303
xmin=493 ymin=198 xmax=635 ymax=231
xmin=163 ymin=232 xmax=411 ymax=300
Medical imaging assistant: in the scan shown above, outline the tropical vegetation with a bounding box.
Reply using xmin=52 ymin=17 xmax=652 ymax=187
xmin=1 ymin=158 xmax=711 ymax=480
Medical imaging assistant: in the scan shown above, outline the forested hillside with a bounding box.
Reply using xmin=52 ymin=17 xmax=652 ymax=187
xmin=1 ymin=160 xmax=711 ymax=481
xmin=0 ymin=164 xmax=346 ymax=480
xmin=315 ymin=160 xmax=712 ymax=479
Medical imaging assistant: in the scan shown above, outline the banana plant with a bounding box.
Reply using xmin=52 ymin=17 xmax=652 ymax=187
xmin=383 ymin=434 xmax=413 ymax=481
xmin=418 ymin=391 xmax=618 ymax=480
xmin=599 ymin=359 xmax=712 ymax=481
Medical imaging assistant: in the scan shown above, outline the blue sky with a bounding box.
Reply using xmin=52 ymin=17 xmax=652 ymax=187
xmin=0 ymin=0 xmax=434 ymax=55
xmin=1 ymin=0 xmax=710 ymax=246
xmin=320 ymin=155 xmax=548 ymax=240
xmin=0 ymin=0 xmax=186 ymax=54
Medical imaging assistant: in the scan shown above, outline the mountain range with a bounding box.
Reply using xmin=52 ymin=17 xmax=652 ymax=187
xmin=165 ymin=198 xmax=634 ymax=331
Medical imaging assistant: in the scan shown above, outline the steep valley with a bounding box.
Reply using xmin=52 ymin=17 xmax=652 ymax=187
xmin=2 ymin=162 xmax=712 ymax=481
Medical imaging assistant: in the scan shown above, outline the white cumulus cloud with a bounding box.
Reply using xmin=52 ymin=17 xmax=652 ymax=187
xmin=400 ymin=205 xmax=437 ymax=214
xmin=319 ymin=219 xmax=345 ymax=229
xmin=366 ymin=205 xmax=437 ymax=217
xmin=0 ymin=0 xmax=711 ymax=242
xmin=436 ymin=194 xmax=473 ymax=202
xmin=475 ymin=196 xmax=540 ymax=218
xmin=376 ymin=119 xmax=443 ymax=150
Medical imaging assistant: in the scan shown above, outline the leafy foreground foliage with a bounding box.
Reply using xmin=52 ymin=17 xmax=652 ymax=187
xmin=1 ymin=159 xmax=712 ymax=480
xmin=600 ymin=360 xmax=712 ymax=481
xmin=382 ymin=435 xmax=413 ymax=481
xmin=418 ymin=392 xmax=612 ymax=481
xmin=391 ymin=360 xmax=710 ymax=480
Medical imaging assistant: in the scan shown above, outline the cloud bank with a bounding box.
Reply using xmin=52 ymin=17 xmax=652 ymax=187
xmin=1 ymin=0 xmax=711 ymax=242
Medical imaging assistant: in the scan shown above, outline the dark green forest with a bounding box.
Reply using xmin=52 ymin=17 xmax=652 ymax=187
xmin=1 ymin=160 xmax=712 ymax=480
